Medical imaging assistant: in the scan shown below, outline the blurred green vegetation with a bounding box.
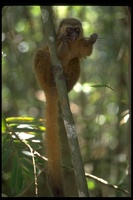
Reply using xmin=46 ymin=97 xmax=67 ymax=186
xmin=2 ymin=6 xmax=130 ymax=197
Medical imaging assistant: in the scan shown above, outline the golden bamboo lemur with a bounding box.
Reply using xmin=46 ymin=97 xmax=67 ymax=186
xmin=33 ymin=18 xmax=98 ymax=197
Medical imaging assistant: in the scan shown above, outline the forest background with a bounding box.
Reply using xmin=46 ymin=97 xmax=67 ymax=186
xmin=2 ymin=6 xmax=131 ymax=197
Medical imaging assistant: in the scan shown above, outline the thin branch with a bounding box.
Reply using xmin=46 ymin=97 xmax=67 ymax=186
xmin=29 ymin=146 xmax=38 ymax=197
xmin=8 ymin=129 xmax=45 ymax=197
xmin=8 ymin=127 xmax=48 ymax=161
xmin=15 ymin=166 xmax=45 ymax=197
xmin=85 ymin=173 xmax=129 ymax=196
xmin=10 ymin=131 xmax=39 ymax=197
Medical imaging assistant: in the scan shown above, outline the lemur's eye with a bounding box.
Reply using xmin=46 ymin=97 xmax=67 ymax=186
xmin=66 ymin=27 xmax=74 ymax=33
xmin=75 ymin=27 xmax=80 ymax=33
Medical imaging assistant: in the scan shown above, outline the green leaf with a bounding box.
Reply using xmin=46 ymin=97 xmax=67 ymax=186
xmin=2 ymin=115 xmax=7 ymax=132
xmin=87 ymin=179 xmax=95 ymax=190
xmin=22 ymin=157 xmax=33 ymax=170
xmin=2 ymin=147 xmax=13 ymax=167
xmin=5 ymin=116 xmax=46 ymax=133
xmin=90 ymin=84 xmax=115 ymax=92
xmin=2 ymin=133 xmax=13 ymax=167
xmin=21 ymin=158 xmax=34 ymax=178
xmin=11 ymin=155 xmax=23 ymax=195
xmin=6 ymin=116 xmax=44 ymax=124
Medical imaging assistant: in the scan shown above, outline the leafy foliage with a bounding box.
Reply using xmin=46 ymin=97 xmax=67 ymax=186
xmin=2 ymin=116 xmax=46 ymax=197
